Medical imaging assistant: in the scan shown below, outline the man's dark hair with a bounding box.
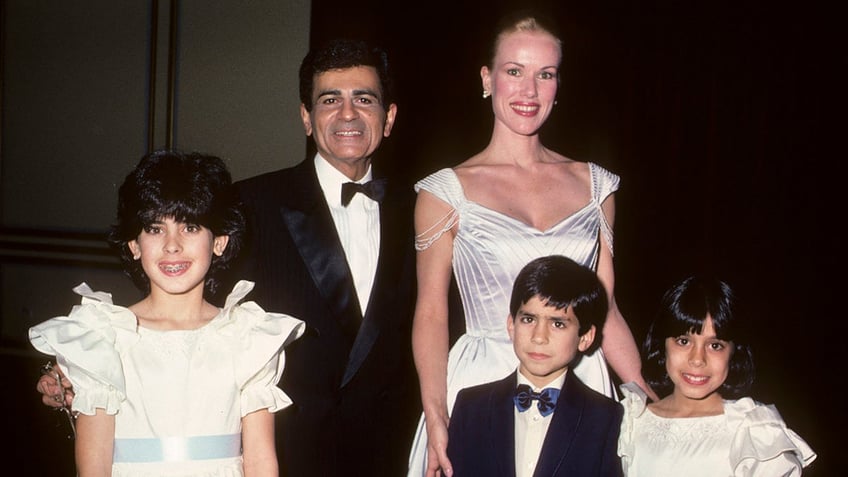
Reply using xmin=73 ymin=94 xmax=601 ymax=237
xmin=299 ymin=38 xmax=394 ymax=112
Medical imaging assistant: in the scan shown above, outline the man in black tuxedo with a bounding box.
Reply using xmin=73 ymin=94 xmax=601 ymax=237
xmin=232 ymin=39 xmax=419 ymax=476
xmin=36 ymin=39 xmax=420 ymax=477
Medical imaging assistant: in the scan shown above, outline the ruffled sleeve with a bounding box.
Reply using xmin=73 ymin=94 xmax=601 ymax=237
xmin=726 ymin=398 xmax=817 ymax=476
xmin=617 ymin=381 xmax=648 ymax=470
xmin=218 ymin=280 xmax=305 ymax=416
xmin=28 ymin=283 xmax=138 ymax=416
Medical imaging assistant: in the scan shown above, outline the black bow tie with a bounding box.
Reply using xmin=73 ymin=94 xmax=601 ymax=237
xmin=341 ymin=179 xmax=387 ymax=206
xmin=514 ymin=384 xmax=560 ymax=417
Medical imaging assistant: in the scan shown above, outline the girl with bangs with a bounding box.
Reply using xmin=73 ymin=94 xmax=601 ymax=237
xmin=618 ymin=275 xmax=816 ymax=476
xmin=30 ymin=150 xmax=304 ymax=477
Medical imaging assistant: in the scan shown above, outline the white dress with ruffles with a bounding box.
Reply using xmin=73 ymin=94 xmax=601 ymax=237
xmin=29 ymin=280 xmax=305 ymax=477
xmin=618 ymin=382 xmax=817 ymax=477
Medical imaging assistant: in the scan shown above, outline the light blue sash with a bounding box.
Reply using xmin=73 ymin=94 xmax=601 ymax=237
xmin=113 ymin=434 xmax=241 ymax=463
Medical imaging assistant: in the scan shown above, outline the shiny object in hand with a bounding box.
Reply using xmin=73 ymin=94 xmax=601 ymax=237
xmin=40 ymin=362 xmax=79 ymax=439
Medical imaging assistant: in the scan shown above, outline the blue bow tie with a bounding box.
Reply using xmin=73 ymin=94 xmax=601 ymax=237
xmin=514 ymin=384 xmax=560 ymax=417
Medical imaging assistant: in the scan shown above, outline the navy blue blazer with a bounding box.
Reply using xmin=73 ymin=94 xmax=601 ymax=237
xmin=226 ymin=158 xmax=419 ymax=477
xmin=447 ymin=369 xmax=624 ymax=477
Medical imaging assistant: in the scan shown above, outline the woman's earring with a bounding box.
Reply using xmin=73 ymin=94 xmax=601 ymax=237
xmin=482 ymin=90 xmax=491 ymax=99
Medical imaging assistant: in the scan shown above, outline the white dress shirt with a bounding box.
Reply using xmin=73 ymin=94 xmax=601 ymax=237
xmin=314 ymin=154 xmax=381 ymax=315
xmin=514 ymin=370 xmax=567 ymax=477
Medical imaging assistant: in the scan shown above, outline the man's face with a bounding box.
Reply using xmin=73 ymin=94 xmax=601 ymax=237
xmin=300 ymin=65 xmax=397 ymax=179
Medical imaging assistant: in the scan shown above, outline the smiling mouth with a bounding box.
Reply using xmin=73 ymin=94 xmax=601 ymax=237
xmin=682 ymin=373 xmax=709 ymax=385
xmin=161 ymin=263 xmax=189 ymax=273
xmin=511 ymin=103 xmax=539 ymax=114
xmin=334 ymin=130 xmax=363 ymax=137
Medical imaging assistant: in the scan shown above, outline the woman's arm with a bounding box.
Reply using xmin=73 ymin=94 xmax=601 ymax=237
xmin=412 ymin=190 xmax=457 ymax=477
xmin=597 ymin=196 xmax=660 ymax=402
xmin=242 ymin=409 xmax=278 ymax=477
xmin=75 ymin=409 xmax=114 ymax=477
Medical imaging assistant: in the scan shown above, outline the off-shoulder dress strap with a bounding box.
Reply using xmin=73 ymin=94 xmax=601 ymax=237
xmin=589 ymin=162 xmax=621 ymax=257
xmin=413 ymin=168 xmax=463 ymax=251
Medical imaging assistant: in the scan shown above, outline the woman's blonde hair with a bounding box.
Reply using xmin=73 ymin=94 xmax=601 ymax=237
xmin=488 ymin=14 xmax=562 ymax=67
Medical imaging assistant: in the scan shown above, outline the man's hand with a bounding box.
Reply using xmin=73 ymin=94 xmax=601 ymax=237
xmin=38 ymin=362 xmax=74 ymax=409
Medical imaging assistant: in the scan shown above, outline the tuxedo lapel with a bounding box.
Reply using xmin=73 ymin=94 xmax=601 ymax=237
xmin=533 ymin=370 xmax=585 ymax=477
xmin=342 ymin=178 xmax=410 ymax=386
xmin=281 ymin=162 xmax=361 ymax=332
xmin=491 ymin=374 xmax=518 ymax=477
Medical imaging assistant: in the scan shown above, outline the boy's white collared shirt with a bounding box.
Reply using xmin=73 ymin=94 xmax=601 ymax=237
xmin=514 ymin=370 xmax=567 ymax=477
xmin=314 ymin=154 xmax=381 ymax=314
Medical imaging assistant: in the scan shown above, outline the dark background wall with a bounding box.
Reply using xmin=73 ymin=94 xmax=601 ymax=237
xmin=2 ymin=0 xmax=840 ymax=474
xmin=312 ymin=1 xmax=841 ymax=475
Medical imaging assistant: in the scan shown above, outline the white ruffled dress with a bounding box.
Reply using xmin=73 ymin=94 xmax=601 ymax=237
xmin=29 ymin=280 xmax=305 ymax=477
xmin=618 ymin=382 xmax=817 ymax=477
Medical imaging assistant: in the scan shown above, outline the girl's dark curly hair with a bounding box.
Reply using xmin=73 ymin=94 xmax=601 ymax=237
xmin=108 ymin=150 xmax=245 ymax=297
xmin=643 ymin=275 xmax=755 ymax=399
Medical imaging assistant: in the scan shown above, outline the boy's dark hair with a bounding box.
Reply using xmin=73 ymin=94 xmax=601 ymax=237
xmin=298 ymin=38 xmax=394 ymax=112
xmin=509 ymin=255 xmax=608 ymax=349
xmin=108 ymin=150 xmax=245 ymax=297
xmin=643 ymin=275 xmax=756 ymax=399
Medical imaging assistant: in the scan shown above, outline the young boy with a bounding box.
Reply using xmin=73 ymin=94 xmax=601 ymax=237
xmin=446 ymin=255 xmax=624 ymax=477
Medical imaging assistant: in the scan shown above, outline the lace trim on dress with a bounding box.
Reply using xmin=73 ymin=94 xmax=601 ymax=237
xmin=592 ymin=163 xmax=615 ymax=258
xmin=599 ymin=209 xmax=614 ymax=258
xmin=414 ymin=208 xmax=459 ymax=251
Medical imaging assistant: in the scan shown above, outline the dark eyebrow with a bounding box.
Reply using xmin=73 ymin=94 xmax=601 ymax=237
xmin=315 ymin=88 xmax=342 ymax=100
xmin=353 ymin=88 xmax=380 ymax=98
xmin=315 ymin=88 xmax=381 ymax=100
xmin=542 ymin=312 xmax=574 ymax=324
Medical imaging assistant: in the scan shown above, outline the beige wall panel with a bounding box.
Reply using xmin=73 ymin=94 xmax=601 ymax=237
xmin=1 ymin=0 xmax=150 ymax=230
xmin=175 ymin=0 xmax=310 ymax=180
